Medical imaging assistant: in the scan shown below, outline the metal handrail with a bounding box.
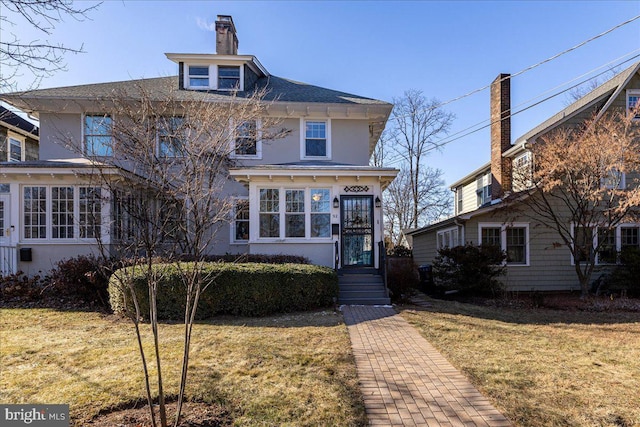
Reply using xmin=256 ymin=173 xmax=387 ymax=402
xmin=334 ymin=241 xmax=339 ymax=271
xmin=378 ymin=240 xmax=389 ymax=298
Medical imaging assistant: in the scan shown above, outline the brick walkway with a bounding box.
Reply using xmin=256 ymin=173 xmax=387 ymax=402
xmin=342 ymin=305 xmax=512 ymax=427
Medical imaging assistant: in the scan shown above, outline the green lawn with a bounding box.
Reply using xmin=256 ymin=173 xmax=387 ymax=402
xmin=399 ymin=297 xmax=640 ymax=427
xmin=0 ymin=308 xmax=365 ymax=426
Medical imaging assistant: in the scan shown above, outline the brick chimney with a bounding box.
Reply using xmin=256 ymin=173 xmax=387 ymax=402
xmin=490 ymin=73 xmax=512 ymax=199
xmin=216 ymin=15 xmax=238 ymax=55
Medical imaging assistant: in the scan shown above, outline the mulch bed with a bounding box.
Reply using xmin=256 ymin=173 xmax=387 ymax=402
xmin=84 ymin=401 xmax=233 ymax=427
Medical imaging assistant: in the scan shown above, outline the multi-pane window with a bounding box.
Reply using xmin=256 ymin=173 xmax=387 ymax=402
xmin=188 ymin=66 xmax=209 ymax=88
xmin=628 ymin=90 xmax=640 ymax=119
xmin=476 ymin=173 xmax=491 ymax=206
xmin=234 ymin=199 xmax=249 ymax=242
xmin=597 ymin=228 xmax=616 ymax=264
xmin=8 ymin=136 xmax=23 ymax=162
xmin=512 ymin=151 xmax=533 ymax=191
xmin=84 ymin=114 xmax=113 ymax=156
xmin=480 ymin=224 xmax=529 ymax=265
xmin=218 ymin=66 xmax=240 ymax=90
xmin=258 ymin=188 xmax=332 ymax=239
xmin=23 ymin=186 xmax=47 ymax=239
xmin=235 ymin=121 xmax=257 ymax=156
xmin=574 ymin=226 xmax=594 ymax=263
xmin=52 ymin=187 xmax=74 ymax=239
xmin=79 ymin=187 xmax=101 ymax=239
xmin=285 ymin=190 xmax=305 ymax=238
xmin=506 ymin=227 xmax=527 ymax=264
xmin=259 ymin=189 xmax=279 ymax=238
xmin=310 ymin=189 xmax=331 ymax=238
xmin=602 ymin=168 xmax=625 ymax=190
xmin=437 ymin=228 xmax=459 ymax=249
xmin=456 ymin=187 xmax=463 ymax=214
xmin=305 ymin=121 xmax=327 ymax=157
xmin=158 ymin=116 xmax=184 ymax=157
xmin=112 ymin=191 xmax=135 ymax=241
xmin=481 ymin=227 xmax=501 ymax=247
xmin=0 ymin=200 xmax=5 ymax=238
xmin=621 ymin=227 xmax=639 ymax=250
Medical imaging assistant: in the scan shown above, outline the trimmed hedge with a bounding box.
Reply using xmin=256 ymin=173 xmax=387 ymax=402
xmin=109 ymin=262 xmax=338 ymax=319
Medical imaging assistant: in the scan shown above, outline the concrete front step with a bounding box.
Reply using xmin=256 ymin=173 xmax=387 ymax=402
xmin=340 ymin=297 xmax=391 ymax=305
xmin=339 ymin=275 xmax=384 ymax=284
xmin=340 ymin=290 xmax=388 ymax=299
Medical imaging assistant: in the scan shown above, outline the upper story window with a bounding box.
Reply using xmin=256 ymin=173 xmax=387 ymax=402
xmin=602 ymin=168 xmax=626 ymax=190
xmin=627 ymin=89 xmax=640 ymax=119
xmin=188 ymin=66 xmax=210 ymax=88
xmin=476 ymin=173 xmax=491 ymax=207
xmin=233 ymin=120 xmax=259 ymax=157
xmin=512 ymin=151 xmax=533 ymax=191
xmin=302 ymin=120 xmax=330 ymax=159
xmin=158 ymin=116 xmax=185 ymax=158
xmin=218 ymin=66 xmax=240 ymax=90
xmin=456 ymin=186 xmax=463 ymax=215
xmin=7 ymin=133 xmax=24 ymax=162
xmin=84 ymin=114 xmax=113 ymax=157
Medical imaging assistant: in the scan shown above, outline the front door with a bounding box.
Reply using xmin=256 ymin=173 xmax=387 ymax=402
xmin=341 ymin=195 xmax=373 ymax=267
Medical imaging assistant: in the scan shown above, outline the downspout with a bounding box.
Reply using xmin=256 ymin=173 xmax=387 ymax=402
xmin=454 ymin=218 xmax=466 ymax=245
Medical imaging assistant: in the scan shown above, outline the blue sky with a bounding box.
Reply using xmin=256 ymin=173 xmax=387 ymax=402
xmin=4 ymin=1 xmax=640 ymax=187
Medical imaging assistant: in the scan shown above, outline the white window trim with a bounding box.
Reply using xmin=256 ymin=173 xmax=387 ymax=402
xmin=300 ymin=118 xmax=332 ymax=160
xmin=7 ymin=131 xmax=25 ymax=162
xmin=626 ymin=89 xmax=640 ymax=119
xmin=255 ymin=186 xmax=333 ymax=242
xmin=184 ymin=64 xmax=244 ymax=91
xmin=82 ymin=113 xmax=113 ymax=157
xmin=601 ymin=169 xmax=626 ymax=190
xmin=230 ymin=196 xmax=249 ymax=244
xmin=21 ymin=184 xmax=106 ymax=243
xmin=437 ymin=226 xmax=459 ymax=250
xmin=230 ymin=119 xmax=262 ymax=160
xmin=571 ymin=223 xmax=640 ymax=265
xmin=478 ymin=222 xmax=530 ymax=266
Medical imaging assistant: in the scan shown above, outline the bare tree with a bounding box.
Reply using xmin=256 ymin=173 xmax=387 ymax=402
xmin=384 ymin=167 xmax=451 ymax=247
xmin=510 ymin=109 xmax=640 ymax=296
xmin=563 ymin=68 xmax=619 ymax=106
xmin=0 ymin=0 xmax=99 ymax=90
xmin=69 ymin=80 xmax=287 ymax=426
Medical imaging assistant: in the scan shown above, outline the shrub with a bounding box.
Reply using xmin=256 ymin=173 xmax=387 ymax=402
xmin=386 ymin=257 xmax=419 ymax=301
xmin=177 ymin=253 xmax=310 ymax=264
xmin=0 ymin=272 xmax=47 ymax=302
xmin=595 ymin=247 xmax=640 ymax=297
xmin=432 ymin=244 xmax=506 ymax=297
xmin=48 ymin=254 xmax=116 ymax=308
xmin=109 ymin=262 xmax=338 ymax=319
xmin=387 ymin=245 xmax=412 ymax=257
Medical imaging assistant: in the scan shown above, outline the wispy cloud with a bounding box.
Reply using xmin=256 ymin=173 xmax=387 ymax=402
xmin=196 ymin=17 xmax=216 ymax=31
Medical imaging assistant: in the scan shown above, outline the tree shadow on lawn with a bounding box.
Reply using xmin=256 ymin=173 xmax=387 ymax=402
xmin=400 ymin=291 xmax=640 ymax=326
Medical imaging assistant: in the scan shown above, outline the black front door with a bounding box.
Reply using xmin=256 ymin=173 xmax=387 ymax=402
xmin=341 ymin=195 xmax=374 ymax=267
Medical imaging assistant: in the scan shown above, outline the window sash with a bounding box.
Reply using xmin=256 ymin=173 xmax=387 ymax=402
xmin=506 ymin=227 xmax=526 ymax=264
xmin=305 ymin=121 xmax=327 ymax=157
xmin=188 ymin=66 xmax=209 ymax=87
xmin=9 ymin=137 xmax=22 ymax=162
xmin=218 ymin=66 xmax=240 ymax=90
xmin=259 ymin=189 xmax=280 ymax=238
xmin=158 ymin=116 xmax=185 ymax=157
xmin=23 ymin=186 xmax=47 ymax=239
xmin=235 ymin=121 xmax=257 ymax=156
xmin=481 ymin=227 xmax=501 ymax=247
xmin=51 ymin=186 xmax=75 ymax=239
xmin=79 ymin=187 xmax=102 ymax=239
xmin=234 ymin=199 xmax=249 ymax=242
xmin=84 ymin=115 xmax=113 ymax=156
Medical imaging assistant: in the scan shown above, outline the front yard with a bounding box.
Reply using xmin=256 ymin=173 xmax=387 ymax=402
xmin=399 ymin=297 xmax=640 ymax=427
xmin=0 ymin=308 xmax=365 ymax=426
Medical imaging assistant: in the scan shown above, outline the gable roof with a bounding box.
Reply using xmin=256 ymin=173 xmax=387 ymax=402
xmin=0 ymin=105 xmax=39 ymax=138
xmin=513 ymin=61 xmax=640 ymax=146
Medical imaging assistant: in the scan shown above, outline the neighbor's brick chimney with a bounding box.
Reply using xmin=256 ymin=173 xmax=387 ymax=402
xmin=490 ymin=73 xmax=512 ymax=199
xmin=216 ymin=15 xmax=238 ymax=55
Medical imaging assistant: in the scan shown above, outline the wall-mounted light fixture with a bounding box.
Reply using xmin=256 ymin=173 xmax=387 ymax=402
xmin=333 ymin=197 xmax=340 ymax=209
xmin=375 ymin=196 xmax=381 ymax=208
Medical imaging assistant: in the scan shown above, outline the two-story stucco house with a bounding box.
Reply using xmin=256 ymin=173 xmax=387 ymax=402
xmin=407 ymin=62 xmax=640 ymax=292
xmin=0 ymin=16 xmax=397 ymax=288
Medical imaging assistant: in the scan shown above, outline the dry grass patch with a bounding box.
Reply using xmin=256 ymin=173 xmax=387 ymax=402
xmin=400 ymin=298 xmax=640 ymax=427
xmin=0 ymin=308 xmax=365 ymax=426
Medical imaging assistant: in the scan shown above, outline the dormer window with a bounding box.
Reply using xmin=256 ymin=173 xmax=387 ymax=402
xmin=218 ymin=66 xmax=240 ymax=90
xmin=188 ymin=66 xmax=209 ymax=88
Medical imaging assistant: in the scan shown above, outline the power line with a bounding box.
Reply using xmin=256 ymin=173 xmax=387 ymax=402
xmin=425 ymin=54 xmax=640 ymax=153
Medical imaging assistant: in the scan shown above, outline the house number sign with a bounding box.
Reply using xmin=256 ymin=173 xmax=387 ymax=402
xmin=344 ymin=185 xmax=369 ymax=193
